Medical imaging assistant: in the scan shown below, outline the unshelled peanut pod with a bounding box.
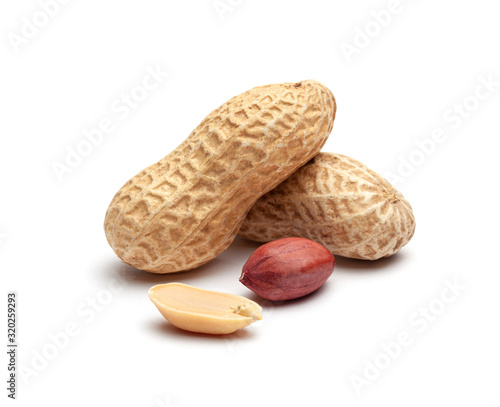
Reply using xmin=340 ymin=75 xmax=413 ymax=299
xmin=105 ymin=81 xmax=336 ymax=273
xmin=239 ymin=153 xmax=415 ymax=260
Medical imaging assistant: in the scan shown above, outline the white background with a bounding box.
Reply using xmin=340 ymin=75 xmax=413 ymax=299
xmin=1 ymin=0 xmax=500 ymax=406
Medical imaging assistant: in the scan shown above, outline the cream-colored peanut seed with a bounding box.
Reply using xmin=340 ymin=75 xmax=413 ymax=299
xmin=148 ymin=283 xmax=262 ymax=335
xmin=231 ymin=303 xmax=262 ymax=320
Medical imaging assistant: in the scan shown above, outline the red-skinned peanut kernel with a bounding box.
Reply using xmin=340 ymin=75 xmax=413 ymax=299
xmin=240 ymin=237 xmax=335 ymax=301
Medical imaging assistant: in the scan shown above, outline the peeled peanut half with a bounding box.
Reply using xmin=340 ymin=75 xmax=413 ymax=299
xmin=148 ymin=283 xmax=262 ymax=335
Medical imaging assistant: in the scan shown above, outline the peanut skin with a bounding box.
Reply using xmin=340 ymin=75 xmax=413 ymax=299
xmin=104 ymin=81 xmax=336 ymax=273
xmin=240 ymin=237 xmax=335 ymax=301
xmin=239 ymin=153 xmax=416 ymax=260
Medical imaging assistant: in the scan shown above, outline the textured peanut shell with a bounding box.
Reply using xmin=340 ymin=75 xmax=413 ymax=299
xmin=104 ymin=80 xmax=336 ymax=273
xmin=239 ymin=153 xmax=415 ymax=260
